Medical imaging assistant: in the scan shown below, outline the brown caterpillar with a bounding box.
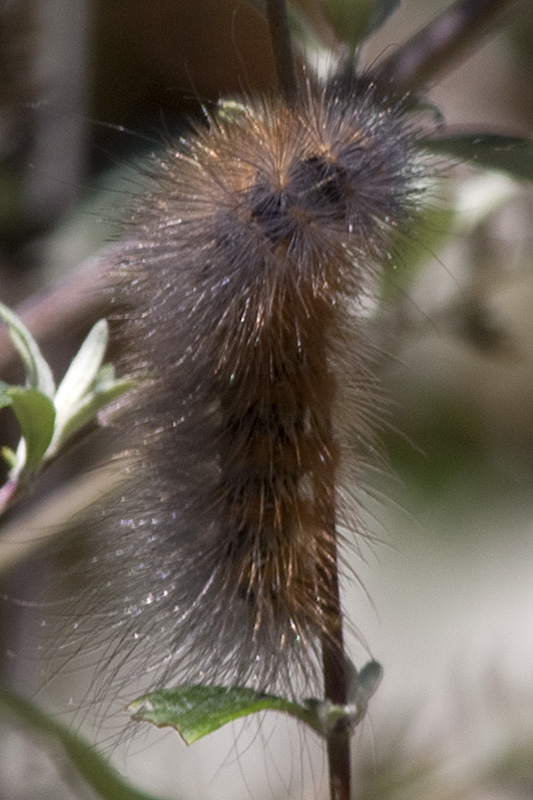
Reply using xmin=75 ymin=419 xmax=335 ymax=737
xmin=73 ymin=75 xmax=429 ymax=700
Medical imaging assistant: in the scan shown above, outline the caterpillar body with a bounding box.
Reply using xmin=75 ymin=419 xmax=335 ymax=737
xmin=77 ymin=78 xmax=427 ymax=700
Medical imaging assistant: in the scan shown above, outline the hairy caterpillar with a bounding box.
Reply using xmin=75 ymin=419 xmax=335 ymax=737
xmin=2 ymin=4 xmax=528 ymax=800
xmin=48 ymin=0 xmax=521 ymax=711
xmin=91 ymin=77 xmax=426 ymax=697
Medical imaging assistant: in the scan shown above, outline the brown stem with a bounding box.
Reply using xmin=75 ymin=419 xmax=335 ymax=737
xmin=321 ymin=557 xmax=351 ymax=800
xmin=264 ymin=0 xmax=298 ymax=106
xmin=318 ymin=420 xmax=351 ymax=800
xmin=374 ymin=0 xmax=516 ymax=93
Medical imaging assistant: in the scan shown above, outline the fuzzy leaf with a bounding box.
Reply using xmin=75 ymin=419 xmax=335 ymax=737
xmin=128 ymin=685 xmax=323 ymax=744
xmin=0 ymin=300 xmax=55 ymax=397
xmin=424 ymin=134 xmax=533 ymax=181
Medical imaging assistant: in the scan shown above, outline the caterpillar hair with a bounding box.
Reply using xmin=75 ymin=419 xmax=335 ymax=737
xmin=39 ymin=0 xmax=517 ymax=774
xmin=89 ymin=77 xmax=427 ymax=695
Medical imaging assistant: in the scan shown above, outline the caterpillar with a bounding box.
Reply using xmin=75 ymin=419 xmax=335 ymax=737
xmin=90 ymin=76 xmax=427 ymax=699
xmin=53 ymin=0 xmax=520 ymax=710
xmin=10 ymin=0 xmax=520 ymax=764
xmin=0 ymin=2 xmax=527 ymax=799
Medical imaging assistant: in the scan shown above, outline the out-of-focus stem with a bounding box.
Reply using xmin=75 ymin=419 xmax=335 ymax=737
xmin=265 ymin=0 xmax=299 ymax=106
xmin=374 ymin=0 xmax=516 ymax=93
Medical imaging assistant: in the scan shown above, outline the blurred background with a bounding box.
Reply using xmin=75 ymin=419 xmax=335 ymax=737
xmin=0 ymin=0 xmax=532 ymax=798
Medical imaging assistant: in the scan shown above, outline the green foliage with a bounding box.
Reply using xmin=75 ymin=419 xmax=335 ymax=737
xmin=0 ymin=385 xmax=56 ymax=474
xmin=130 ymin=685 xmax=324 ymax=744
xmin=0 ymin=302 xmax=133 ymax=510
xmin=0 ymin=300 xmax=55 ymax=397
xmin=129 ymin=660 xmax=382 ymax=744
xmin=0 ymin=684 xmax=165 ymax=800
xmin=423 ymin=134 xmax=533 ymax=182
xmin=321 ymin=0 xmax=399 ymax=48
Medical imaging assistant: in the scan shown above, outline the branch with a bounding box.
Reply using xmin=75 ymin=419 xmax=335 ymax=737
xmin=374 ymin=0 xmax=517 ymax=93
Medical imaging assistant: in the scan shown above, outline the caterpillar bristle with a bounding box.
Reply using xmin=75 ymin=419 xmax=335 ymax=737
xmin=58 ymin=77 xmax=430 ymax=703
xmin=66 ymin=76 xmax=426 ymax=700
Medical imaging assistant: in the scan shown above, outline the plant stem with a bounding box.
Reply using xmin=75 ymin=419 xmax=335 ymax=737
xmin=322 ymin=561 xmax=351 ymax=800
xmin=263 ymin=4 xmax=350 ymax=795
xmin=374 ymin=0 xmax=515 ymax=93
xmin=319 ymin=420 xmax=351 ymax=800
xmin=264 ymin=0 xmax=298 ymax=107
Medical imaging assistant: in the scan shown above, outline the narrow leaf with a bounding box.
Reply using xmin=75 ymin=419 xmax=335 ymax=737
xmin=0 ymin=684 xmax=164 ymax=800
xmin=0 ymin=301 xmax=55 ymax=397
xmin=424 ymin=134 xmax=533 ymax=181
xmin=1 ymin=446 xmax=16 ymax=469
xmin=53 ymin=319 xmax=109 ymax=421
xmin=48 ymin=375 xmax=135 ymax=456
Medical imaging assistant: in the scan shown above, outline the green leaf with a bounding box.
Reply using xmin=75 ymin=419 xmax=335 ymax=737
xmin=322 ymin=0 xmax=399 ymax=49
xmin=128 ymin=668 xmax=383 ymax=744
xmin=0 ymin=300 xmax=55 ymax=397
xmin=48 ymin=318 xmax=134 ymax=456
xmin=423 ymin=134 xmax=533 ymax=181
xmin=0 ymin=380 xmax=15 ymax=410
xmin=48 ymin=373 xmax=134 ymax=456
xmin=0 ymin=683 xmax=164 ymax=800
xmin=365 ymin=0 xmax=400 ymax=36
xmin=5 ymin=387 xmax=55 ymax=474
xmin=53 ymin=318 xmax=110 ymax=424
xmin=0 ymin=307 xmax=131 ymax=510
xmin=352 ymin=660 xmax=383 ymax=706
xmin=1 ymin=446 xmax=16 ymax=469
xmin=128 ymin=685 xmax=324 ymax=744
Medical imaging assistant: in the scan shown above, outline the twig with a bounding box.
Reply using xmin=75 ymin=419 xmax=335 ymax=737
xmin=317 ymin=419 xmax=351 ymax=800
xmin=265 ymin=0 xmax=299 ymax=106
xmin=0 ymin=248 xmax=114 ymax=379
xmin=374 ymin=0 xmax=516 ymax=93
xmin=321 ymin=552 xmax=351 ymax=800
